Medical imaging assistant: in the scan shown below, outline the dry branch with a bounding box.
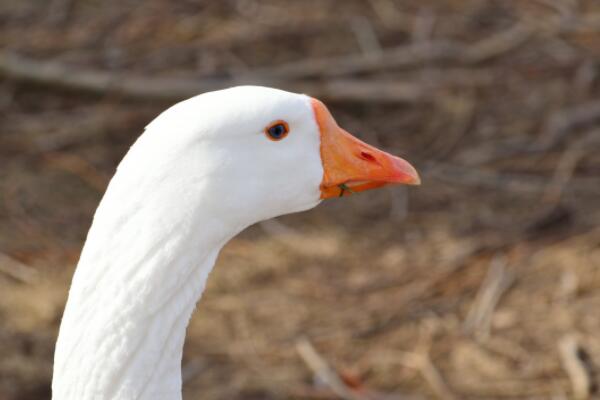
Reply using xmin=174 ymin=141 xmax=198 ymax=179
xmin=398 ymin=352 xmax=457 ymax=400
xmin=0 ymin=20 xmax=534 ymax=104
xmin=0 ymin=253 xmax=38 ymax=284
xmin=424 ymin=162 xmax=600 ymax=197
xmin=464 ymin=255 xmax=515 ymax=340
xmin=296 ymin=338 xmax=369 ymax=400
xmin=0 ymin=52 xmax=426 ymax=104
xmin=540 ymin=100 xmax=600 ymax=150
xmin=558 ymin=335 xmax=593 ymax=400
xmin=350 ymin=16 xmax=383 ymax=57
xmin=247 ymin=22 xmax=531 ymax=80
xmin=181 ymin=359 xmax=205 ymax=385
xmin=542 ymin=131 xmax=593 ymax=205
xmin=245 ymin=41 xmax=463 ymax=80
xmin=462 ymin=23 xmax=533 ymax=63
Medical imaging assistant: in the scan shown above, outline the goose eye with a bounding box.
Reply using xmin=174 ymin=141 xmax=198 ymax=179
xmin=265 ymin=121 xmax=289 ymax=141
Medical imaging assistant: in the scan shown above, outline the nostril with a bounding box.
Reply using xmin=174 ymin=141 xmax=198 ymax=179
xmin=360 ymin=151 xmax=377 ymax=163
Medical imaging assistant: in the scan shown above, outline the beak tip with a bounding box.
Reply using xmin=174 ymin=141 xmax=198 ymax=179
xmin=392 ymin=157 xmax=421 ymax=186
xmin=409 ymin=168 xmax=421 ymax=185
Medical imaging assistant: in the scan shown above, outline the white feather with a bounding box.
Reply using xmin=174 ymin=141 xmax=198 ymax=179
xmin=52 ymin=86 xmax=323 ymax=400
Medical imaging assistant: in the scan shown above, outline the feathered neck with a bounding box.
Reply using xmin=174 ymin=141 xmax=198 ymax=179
xmin=52 ymin=134 xmax=247 ymax=400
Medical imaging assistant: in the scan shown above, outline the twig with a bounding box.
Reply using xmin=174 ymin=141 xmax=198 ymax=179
xmin=181 ymin=359 xmax=205 ymax=384
xmin=542 ymin=131 xmax=592 ymax=205
xmin=296 ymin=337 xmax=369 ymax=400
xmin=540 ymin=100 xmax=600 ymax=150
xmin=290 ymin=386 xmax=424 ymax=400
xmin=573 ymin=60 xmax=597 ymax=100
xmin=249 ymin=22 xmax=531 ymax=80
xmin=0 ymin=252 xmax=38 ymax=284
xmin=398 ymin=352 xmax=457 ymax=400
xmin=1 ymin=110 xmax=110 ymax=154
xmin=424 ymin=162 xmax=600 ymax=197
xmin=463 ymin=23 xmax=533 ymax=63
xmin=558 ymin=12 xmax=600 ymax=34
xmin=558 ymin=335 xmax=593 ymax=400
xmin=367 ymin=0 xmax=412 ymax=31
xmin=0 ymin=51 xmax=426 ymax=104
xmin=350 ymin=16 xmax=383 ymax=57
xmin=246 ymin=40 xmax=463 ymax=80
xmin=452 ymin=81 xmax=600 ymax=163
xmin=464 ymin=255 xmax=515 ymax=340
xmin=411 ymin=8 xmax=436 ymax=44
xmin=557 ymin=269 xmax=579 ymax=302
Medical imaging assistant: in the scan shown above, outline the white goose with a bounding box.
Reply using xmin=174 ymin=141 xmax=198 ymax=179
xmin=52 ymin=86 xmax=420 ymax=400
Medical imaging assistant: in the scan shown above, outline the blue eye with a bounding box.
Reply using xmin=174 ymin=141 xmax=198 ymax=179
xmin=265 ymin=121 xmax=289 ymax=141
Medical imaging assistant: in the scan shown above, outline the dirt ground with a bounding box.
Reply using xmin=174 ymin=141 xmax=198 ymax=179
xmin=1 ymin=1 xmax=600 ymax=399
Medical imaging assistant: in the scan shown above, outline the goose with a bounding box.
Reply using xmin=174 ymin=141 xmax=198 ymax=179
xmin=51 ymin=86 xmax=420 ymax=400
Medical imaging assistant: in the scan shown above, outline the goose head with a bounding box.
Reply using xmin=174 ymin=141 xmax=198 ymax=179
xmin=133 ymin=86 xmax=419 ymax=230
xmin=52 ymin=86 xmax=421 ymax=400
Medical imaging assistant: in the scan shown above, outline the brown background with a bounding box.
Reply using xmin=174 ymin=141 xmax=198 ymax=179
xmin=1 ymin=1 xmax=600 ymax=399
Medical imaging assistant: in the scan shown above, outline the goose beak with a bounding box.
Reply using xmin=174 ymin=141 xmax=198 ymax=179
xmin=311 ymin=98 xmax=421 ymax=199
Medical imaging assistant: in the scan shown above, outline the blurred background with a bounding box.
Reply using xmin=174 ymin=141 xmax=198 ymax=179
xmin=1 ymin=0 xmax=600 ymax=399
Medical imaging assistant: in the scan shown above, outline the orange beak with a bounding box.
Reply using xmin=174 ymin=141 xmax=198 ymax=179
xmin=311 ymin=98 xmax=421 ymax=199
